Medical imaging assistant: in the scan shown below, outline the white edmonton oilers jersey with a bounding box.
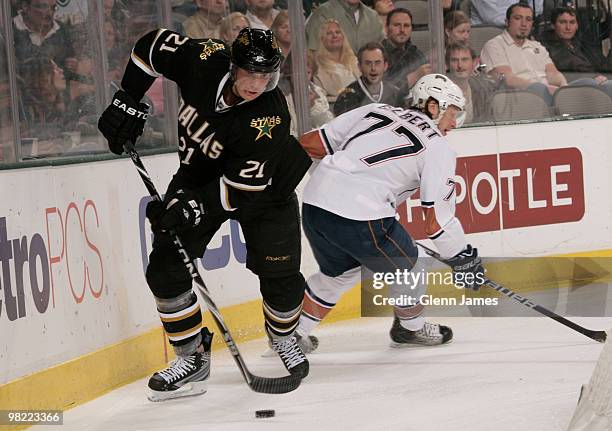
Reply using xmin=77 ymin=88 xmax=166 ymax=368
xmin=303 ymin=103 xmax=466 ymax=257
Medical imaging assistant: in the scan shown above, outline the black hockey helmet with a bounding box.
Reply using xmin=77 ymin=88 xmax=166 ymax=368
xmin=230 ymin=27 xmax=282 ymax=92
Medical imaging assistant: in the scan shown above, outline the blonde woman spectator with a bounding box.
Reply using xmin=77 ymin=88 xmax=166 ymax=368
xmin=281 ymin=52 xmax=334 ymax=136
xmin=182 ymin=0 xmax=227 ymax=39
xmin=313 ymin=19 xmax=360 ymax=104
xmin=219 ymin=12 xmax=250 ymax=43
xmin=270 ymin=10 xmax=290 ymax=57
xmin=444 ymin=10 xmax=470 ymax=45
xmin=373 ymin=0 xmax=395 ymax=36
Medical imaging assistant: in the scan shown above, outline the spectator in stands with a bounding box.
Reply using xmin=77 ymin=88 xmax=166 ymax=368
xmin=313 ymin=19 xmax=360 ymax=103
xmin=382 ymin=8 xmax=430 ymax=91
xmin=18 ymin=56 xmax=67 ymax=155
xmin=539 ymin=7 xmax=611 ymax=75
xmin=305 ymin=0 xmax=384 ymax=55
xmin=245 ymin=0 xmax=279 ymax=30
xmin=480 ymin=2 xmax=567 ymax=105
xmin=172 ymin=0 xmax=198 ymax=22
xmin=229 ymin=0 xmax=247 ymax=13
xmin=372 ymin=0 xmax=394 ymax=36
xmin=270 ymin=10 xmax=291 ymax=57
xmin=12 ymin=0 xmax=77 ymax=72
xmin=334 ymin=41 xmax=402 ymax=115
xmin=471 ymin=0 xmax=543 ymax=27
xmin=280 ymin=51 xmax=334 ymax=136
xmin=104 ymin=19 xmax=125 ymax=82
xmin=446 ymin=42 xmax=496 ymax=123
xmin=103 ymin=0 xmax=127 ymax=47
xmin=103 ymin=0 xmax=129 ymax=45
xmin=444 ymin=10 xmax=471 ymax=45
xmin=302 ymin=1 xmax=328 ymax=17
xmin=171 ymin=1 xmax=198 ymax=31
xmin=219 ymin=12 xmax=250 ymax=44
xmin=0 ymin=24 xmax=12 ymax=162
xmin=182 ymin=0 xmax=227 ymax=39
xmin=443 ymin=0 xmax=462 ymax=13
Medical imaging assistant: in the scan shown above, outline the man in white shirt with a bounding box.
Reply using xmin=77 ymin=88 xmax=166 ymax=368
xmin=294 ymin=74 xmax=485 ymax=353
xmin=471 ymin=0 xmax=543 ymax=27
xmin=480 ymin=2 xmax=566 ymax=105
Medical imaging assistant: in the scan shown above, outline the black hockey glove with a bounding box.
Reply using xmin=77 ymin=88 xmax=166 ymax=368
xmin=98 ymin=90 xmax=149 ymax=155
xmin=146 ymin=189 xmax=205 ymax=234
xmin=443 ymin=245 xmax=486 ymax=291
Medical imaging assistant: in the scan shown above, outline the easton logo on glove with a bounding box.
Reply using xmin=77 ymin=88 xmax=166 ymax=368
xmin=146 ymin=189 xmax=205 ymax=234
xmin=112 ymin=98 xmax=149 ymax=119
xmin=98 ymin=89 xmax=149 ymax=155
xmin=178 ymin=198 xmax=203 ymax=226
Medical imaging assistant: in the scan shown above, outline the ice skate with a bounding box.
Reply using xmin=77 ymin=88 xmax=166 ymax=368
xmin=295 ymin=330 xmax=319 ymax=354
xmin=270 ymin=335 xmax=309 ymax=378
xmin=147 ymin=329 xmax=213 ymax=401
xmin=389 ymin=318 xmax=453 ymax=347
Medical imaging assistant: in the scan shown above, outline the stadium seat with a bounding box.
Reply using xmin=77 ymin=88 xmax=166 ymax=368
xmin=410 ymin=29 xmax=431 ymax=56
xmin=395 ymin=0 xmax=429 ymax=27
xmin=553 ymin=85 xmax=612 ymax=116
xmin=470 ymin=25 xmax=503 ymax=56
xmin=492 ymin=90 xmax=552 ymax=122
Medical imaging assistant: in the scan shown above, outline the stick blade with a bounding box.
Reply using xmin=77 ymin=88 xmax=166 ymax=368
xmin=249 ymin=373 xmax=302 ymax=394
xmin=587 ymin=330 xmax=607 ymax=343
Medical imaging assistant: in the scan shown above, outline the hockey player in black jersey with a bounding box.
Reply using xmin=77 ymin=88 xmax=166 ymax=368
xmin=98 ymin=28 xmax=312 ymax=401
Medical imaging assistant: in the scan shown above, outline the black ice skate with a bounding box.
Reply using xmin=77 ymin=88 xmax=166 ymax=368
xmin=270 ymin=335 xmax=309 ymax=379
xmin=147 ymin=328 xmax=213 ymax=402
xmin=389 ymin=318 xmax=453 ymax=347
xmin=295 ymin=330 xmax=319 ymax=354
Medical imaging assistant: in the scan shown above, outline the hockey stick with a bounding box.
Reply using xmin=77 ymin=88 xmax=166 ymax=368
xmin=416 ymin=242 xmax=607 ymax=343
xmin=124 ymin=142 xmax=302 ymax=394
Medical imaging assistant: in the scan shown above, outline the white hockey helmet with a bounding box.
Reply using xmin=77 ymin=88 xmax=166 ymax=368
xmin=409 ymin=74 xmax=466 ymax=127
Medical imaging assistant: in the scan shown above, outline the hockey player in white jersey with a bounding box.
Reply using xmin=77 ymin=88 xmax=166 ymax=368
xmin=295 ymin=74 xmax=485 ymax=352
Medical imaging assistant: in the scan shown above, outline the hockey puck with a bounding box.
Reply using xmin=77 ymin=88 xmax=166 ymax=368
xmin=255 ymin=409 xmax=275 ymax=418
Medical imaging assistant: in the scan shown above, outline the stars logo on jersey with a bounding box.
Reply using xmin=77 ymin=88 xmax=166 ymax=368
xmin=250 ymin=116 xmax=282 ymax=141
xmin=199 ymin=39 xmax=225 ymax=61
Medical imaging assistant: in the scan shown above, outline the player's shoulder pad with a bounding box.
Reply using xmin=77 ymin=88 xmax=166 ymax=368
xmin=135 ymin=29 xmax=229 ymax=73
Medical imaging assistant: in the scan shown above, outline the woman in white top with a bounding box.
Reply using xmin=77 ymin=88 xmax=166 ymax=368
xmin=313 ymin=19 xmax=360 ymax=104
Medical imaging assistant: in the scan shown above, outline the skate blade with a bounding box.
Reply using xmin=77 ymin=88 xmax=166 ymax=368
xmin=261 ymin=348 xmax=277 ymax=358
xmin=389 ymin=338 xmax=453 ymax=349
xmin=147 ymin=380 xmax=208 ymax=402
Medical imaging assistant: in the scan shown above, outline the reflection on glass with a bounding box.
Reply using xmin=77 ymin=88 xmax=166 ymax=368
xmin=1 ymin=0 xmax=611 ymax=164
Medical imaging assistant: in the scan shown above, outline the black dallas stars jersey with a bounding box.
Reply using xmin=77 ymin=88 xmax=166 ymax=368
xmin=122 ymin=28 xmax=311 ymax=211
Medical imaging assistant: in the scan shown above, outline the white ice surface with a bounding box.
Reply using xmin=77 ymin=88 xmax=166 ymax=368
xmin=39 ymin=317 xmax=611 ymax=431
